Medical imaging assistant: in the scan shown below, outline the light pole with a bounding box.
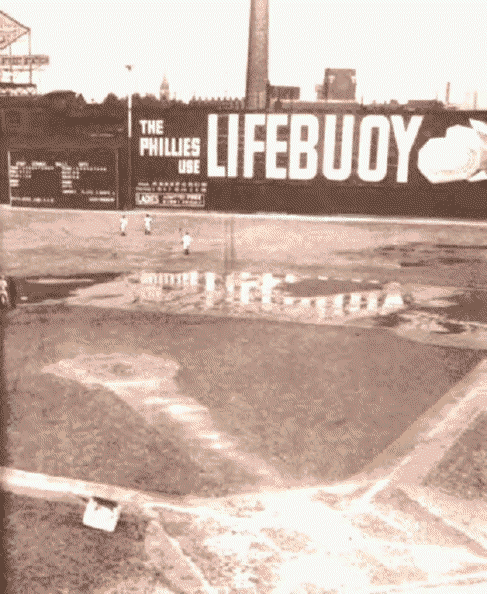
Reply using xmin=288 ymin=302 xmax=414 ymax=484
xmin=125 ymin=65 xmax=133 ymax=210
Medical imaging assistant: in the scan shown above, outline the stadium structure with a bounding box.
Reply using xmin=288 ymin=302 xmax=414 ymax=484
xmin=0 ymin=1 xmax=486 ymax=218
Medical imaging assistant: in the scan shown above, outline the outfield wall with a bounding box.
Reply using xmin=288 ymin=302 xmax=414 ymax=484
xmin=1 ymin=104 xmax=486 ymax=218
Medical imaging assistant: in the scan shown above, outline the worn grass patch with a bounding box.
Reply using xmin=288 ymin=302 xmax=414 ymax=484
xmin=3 ymin=304 xmax=484 ymax=494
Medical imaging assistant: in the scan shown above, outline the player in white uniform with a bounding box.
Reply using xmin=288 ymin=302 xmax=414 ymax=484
xmin=0 ymin=274 xmax=16 ymax=309
xmin=144 ymin=213 xmax=153 ymax=235
xmin=182 ymin=231 xmax=192 ymax=255
xmin=120 ymin=214 xmax=128 ymax=236
xmin=0 ymin=275 xmax=9 ymax=307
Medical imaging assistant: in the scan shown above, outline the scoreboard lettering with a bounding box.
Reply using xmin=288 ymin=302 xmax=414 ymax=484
xmin=9 ymin=150 xmax=117 ymax=209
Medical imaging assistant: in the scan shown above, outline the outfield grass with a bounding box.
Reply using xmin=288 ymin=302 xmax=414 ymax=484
xmin=4 ymin=304 xmax=484 ymax=495
xmin=2 ymin=207 xmax=486 ymax=286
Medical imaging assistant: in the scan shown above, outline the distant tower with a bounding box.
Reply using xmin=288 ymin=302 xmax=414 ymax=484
xmin=245 ymin=0 xmax=269 ymax=110
xmin=159 ymin=75 xmax=170 ymax=101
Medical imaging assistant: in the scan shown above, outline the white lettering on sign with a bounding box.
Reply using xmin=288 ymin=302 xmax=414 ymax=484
xmin=207 ymin=113 xmax=424 ymax=183
xmin=139 ymin=136 xmax=201 ymax=159
xmin=289 ymin=114 xmax=319 ymax=180
xmin=139 ymin=120 xmax=165 ymax=135
xmin=265 ymin=114 xmax=288 ymax=179
xmin=228 ymin=114 xmax=239 ymax=177
xmin=391 ymin=115 xmax=423 ymax=183
xmin=178 ymin=159 xmax=200 ymax=174
xmin=191 ymin=138 xmax=201 ymax=157
xmin=207 ymin=114 xmax=224 ymax=176
xmin=358 ymin=115 xmax=390 ymax=182
xmin=138 ymin=119 xmax=200 ymax=174
xmin=266 ymin=114 xmax=288 ymax=179
xmin=244 ymin=114 xmax=266 ymax=178
xmin=323 ymin=114 xmax=354 ymax=181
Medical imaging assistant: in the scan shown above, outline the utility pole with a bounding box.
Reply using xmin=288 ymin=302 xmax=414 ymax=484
xmin=125 ymin=65 xmax=133 ymax=210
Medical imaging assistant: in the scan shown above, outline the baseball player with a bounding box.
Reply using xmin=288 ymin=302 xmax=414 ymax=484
xmin=182 ymin=231 xmax=192 ymax=255
xmin=144 ymin=213 xmax=153 ymax=235
xmin=120 ymin=214 xmax=128 ymax=236
xmin=0 ymin=274 xmax=16 ymax=309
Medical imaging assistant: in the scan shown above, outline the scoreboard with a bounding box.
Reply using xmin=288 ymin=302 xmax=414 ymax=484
xmin=8 ymin=149 xmax=118 ymax=209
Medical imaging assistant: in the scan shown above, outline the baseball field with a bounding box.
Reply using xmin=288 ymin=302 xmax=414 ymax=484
xmin=2 ymin=206 xmax=487 ymax=593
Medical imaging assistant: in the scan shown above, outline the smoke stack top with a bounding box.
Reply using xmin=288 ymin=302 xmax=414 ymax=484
xmin=245 ymin=0 xmax=269 ymax=110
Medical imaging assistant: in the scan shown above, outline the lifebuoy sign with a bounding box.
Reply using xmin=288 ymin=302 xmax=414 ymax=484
xmin=207 ymin=113 xmax=422 ymax=182
xmin=133 ymin=110 xmax=487 ymax=205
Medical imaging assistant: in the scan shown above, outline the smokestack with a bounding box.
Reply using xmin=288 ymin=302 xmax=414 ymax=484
xmin=245 ymin=0 xmax=269 ymax=110
xmin=445 ymin=82 xmax=450 ymax=105
xmin=473 ymin=90 xmax=478 ymax=109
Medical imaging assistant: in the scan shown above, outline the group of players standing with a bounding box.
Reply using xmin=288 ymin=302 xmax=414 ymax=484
xmin=120 ymin=213 xmax=192 ymax=255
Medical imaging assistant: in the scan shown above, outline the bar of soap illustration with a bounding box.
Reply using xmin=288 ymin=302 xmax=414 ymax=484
xmin=418 ymin=119 xmax=487 ymax=183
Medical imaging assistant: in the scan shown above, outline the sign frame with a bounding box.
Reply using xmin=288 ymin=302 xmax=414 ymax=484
xmin=0 ymin=11 xmax=30 ymax=50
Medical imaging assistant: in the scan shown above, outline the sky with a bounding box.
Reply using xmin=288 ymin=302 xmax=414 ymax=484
xmin=1 ymin=0 xmax=486 ymax=107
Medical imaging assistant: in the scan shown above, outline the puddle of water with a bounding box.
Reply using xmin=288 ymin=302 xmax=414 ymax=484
xmin=435 ymin=244 xmax=487 ymax=250
xmin=400 ymin=261 xmax=428 ymax=267
xmin=283 ymin=278 xmax=382 ymax=297
xmin=417 ymin=291 xmax=487 ymax=323
xmin=438 ymin=257 xmax=474 ymax=265
xmin=15 ymin=272 xmax=121 ymax=303
xmin=33 ymin=278 xmax=94 ymax=284
xmin=374 ymin=313 xmax=405 ymax=328
xmin=90 ymin=294 xmax=124 ymax=300
xmin=437 ymin=321 xmax=467 ymax=335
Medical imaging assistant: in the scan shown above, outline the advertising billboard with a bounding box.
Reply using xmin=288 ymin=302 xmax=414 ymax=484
xmin=0 ymin=55 xmax=49 ymax=69
xmin=0 ymin=11 xmax=29 ymax=50
xmin=9 ymin=149 xmax=118 ymax=209
xmin=132 ymin=108 xmax=487 ymax=215
xmin=133 ymin=110 xmax=207 ymax=208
